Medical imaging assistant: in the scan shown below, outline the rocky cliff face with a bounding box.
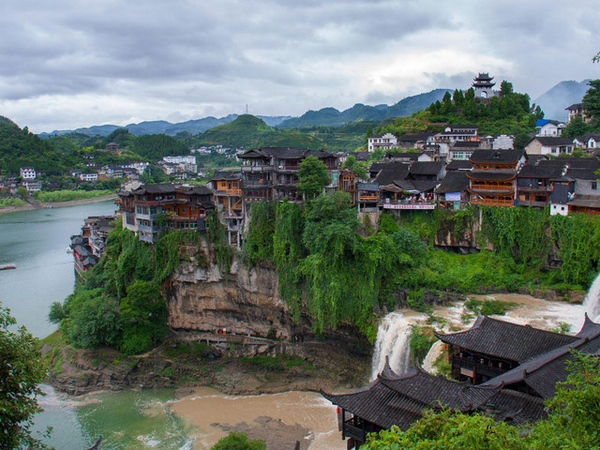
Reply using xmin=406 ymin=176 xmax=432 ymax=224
xmin=166 ymin=242 xmax=305 ymax=341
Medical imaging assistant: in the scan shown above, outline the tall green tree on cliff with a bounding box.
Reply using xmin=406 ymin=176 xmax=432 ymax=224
xmin=296 ymin=155 xmax=330 ymax=200
xmin=583 ymin=79 xmax=600 ymax=126
xmin=0 ymin=305 xmax=50 ymax=449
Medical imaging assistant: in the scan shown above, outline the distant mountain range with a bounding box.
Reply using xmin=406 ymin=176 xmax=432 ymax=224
xmin=38 ymin=80 xmax=594 ymax=138
xmin=39 ymin=114 xmax=293 ymax=138
xmin=39 ymin=89 xmax=451 ymax=138
xmin=276 ymin=89 xmax=452 ymax=128
xmin=533 ymin=80 xmax=591 ymax=122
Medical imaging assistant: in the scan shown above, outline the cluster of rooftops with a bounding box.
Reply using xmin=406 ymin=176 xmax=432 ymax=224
xmin=323 ymin=313 xmax=600 ymax=448
xmin=112 ymin=145 xmax=600 ymax=251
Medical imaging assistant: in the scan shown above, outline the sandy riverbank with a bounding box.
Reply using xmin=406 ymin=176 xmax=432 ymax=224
xmin=0 ymin=193 xmax=117 ymax=214
xmin=169 ymin=387 xmax=344 ymax=450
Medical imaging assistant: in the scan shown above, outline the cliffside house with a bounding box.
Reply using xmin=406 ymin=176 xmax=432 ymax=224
xmin=367 ymin=133 xmax=399 ymax=153
xmin=525 ymin=137 xmax=575 ymax=156
xmin=535 ymin=119 xmax=565 ymax=137
xmin=338 ymin=168 xmax=358 ymax=203
xmin=436 ymin=170 xmax=470 ymax=209
xmin=211 ymin=172 xmax=243 ymax=247
xmin=516 ymin=158 xmax=562 ymax=208
xmin=70 ymin=215 xmax=116 ymax=276
xmin=238 ymin=147 xmax=338 ymax=208
xmin=467 ymin=149 xmax=526 ymax=207
xmin=549 ymin=159 xmax=600 ymax=215
xmin=357 ymin=182 xmax=379 ymax=213
xmin=116 ymin=183 xmax=214 ymax=243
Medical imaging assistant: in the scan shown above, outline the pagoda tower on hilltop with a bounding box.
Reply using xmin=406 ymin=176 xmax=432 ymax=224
xmin=472 ymin=72 xmax=498 ymax=99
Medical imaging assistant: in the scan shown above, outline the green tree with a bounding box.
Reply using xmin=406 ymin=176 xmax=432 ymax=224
xmin=500 ymin=80 xmax=514 ymax=97
xmin=583 ymin=79 xmax=600 ymax=124
xmin=464 ymin=87 xmax=475 ymax=101
xmin=0 ymin=305 xmax=50 ymax=449
xmin=296 ymin=155 xmax=330 ymax=200
xmin=342 ymin=155 xmax=367 ymax=180
xmin=365 ymin=125 xmax=374 ymax=146
xmin=514 ymin=131 xmax=532 ymax=150
xmin=563 ymin=115 xmax=591 ymax=138
xmin=452 ymin=89 xmax=464 ymax=108
xmin=211 ymin=432 xmax=265 ymax=450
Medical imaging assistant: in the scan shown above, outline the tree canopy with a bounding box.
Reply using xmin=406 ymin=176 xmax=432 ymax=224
xmin=0 ymin=304 xmax=49 ymax=449
xmin=296 ymin=156 xmax=330 ymax=199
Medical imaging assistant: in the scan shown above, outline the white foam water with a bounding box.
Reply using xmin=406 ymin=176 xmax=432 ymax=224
xmin=371 ymin=312 xmax=415 ymax=380
xmin=583 ymin=272 xmax=600 ymax=322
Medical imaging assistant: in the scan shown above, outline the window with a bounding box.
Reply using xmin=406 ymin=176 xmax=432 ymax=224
xmin=592 ymin=182 xmax=597 ymax=190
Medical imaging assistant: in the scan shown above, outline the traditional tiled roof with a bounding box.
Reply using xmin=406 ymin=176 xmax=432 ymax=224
xmin=436 ymin=171 xmax=470 ymax=194
xmin=133 ymin=184 xmax=177 ymax=195
xmin=533 ymin=137 xmax=575 ymax=146
xmin=262 ymin=147 xmax=309 ymax=159
xmin=481 ymin=318 xmax=600 ymax=399
xmin=323 ymin=364 xmax=545 ymax=431
xmin=467 ymin=170 xmax=516 ymax=181
xmin=393 ymin=179 xmax=437 ymax=193
xmin=372 ymin=163 xmax=410 ymax=185
xmin=568 ymin=195 xmax=600 ymax=209
xmin=446 ymin=160 xmax=473 ymax=171
xmin=451 ymin=141 xmax=485 ymax=149
xmin=566 ymin=103 xmax=584 ymax=110
xmin=564 ymin=167 xmax=600 ymax=180
xmin=518 ymin=162 xmax=564 ymax=178
xmin=409 ymin=161 xmax=443 ymax=176
xmin=470 ymin=149 xmax=525 ymax=164
xmin=211 ymin=171 xmax=241 ymax=180
xmin=397 ymin=133 xmax=432 ymax=143
xmin=434 ymin=315 xmax=578 ymax=363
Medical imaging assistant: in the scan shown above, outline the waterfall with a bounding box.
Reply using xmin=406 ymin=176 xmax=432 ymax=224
xmin=422 ymin=340 xmax=445 ymax=374
xmin=583 ymin=272 xmax=600 ymax=322
xmin=371 ymin=312 xmax=414 ymax=381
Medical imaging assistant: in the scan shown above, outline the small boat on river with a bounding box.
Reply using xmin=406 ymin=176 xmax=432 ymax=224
xmin=0 ymin=264 xmax=17 ymax=270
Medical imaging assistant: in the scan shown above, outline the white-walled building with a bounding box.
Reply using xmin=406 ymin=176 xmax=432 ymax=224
xmin=367 ymin=133 xmax=399 ymax=152
xmin=20 ymin=167 xmax=36 ymax=179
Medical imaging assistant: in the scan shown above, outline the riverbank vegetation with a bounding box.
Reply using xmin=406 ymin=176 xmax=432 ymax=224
xmin=49 ymin=218 xmax=210 ymax=355
xmin=0 ymin=304 xmax=49 ymax=449
xmin=33 ymin=189 xmax=113 ymax=203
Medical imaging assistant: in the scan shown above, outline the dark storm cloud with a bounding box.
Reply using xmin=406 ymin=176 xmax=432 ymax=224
xmin=0 ymin=0 xmax=598 ymax=132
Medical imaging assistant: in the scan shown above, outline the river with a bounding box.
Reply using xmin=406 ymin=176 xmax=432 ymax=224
xmin=0 ymin=203 xmax=343 ymax=450
xmin=3 ymin=203 xmax=592 ymax=449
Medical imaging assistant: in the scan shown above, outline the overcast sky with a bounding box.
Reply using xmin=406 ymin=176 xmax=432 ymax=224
xmin=1 ymin=0 xmax=599 ymax=133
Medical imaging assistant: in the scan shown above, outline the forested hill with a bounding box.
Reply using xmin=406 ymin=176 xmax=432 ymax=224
xmin=277 ymin=89 xmax=451 ymax=128
xmin=0 ymin=116 xmax=73 ymax=176
xmin=378 ymin=82 xmax=541 ymax=142
xmin=191 ymin=114 xmax=326 ymax=150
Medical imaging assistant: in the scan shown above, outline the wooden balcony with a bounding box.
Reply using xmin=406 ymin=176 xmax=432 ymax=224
xmin=214 ymin=188 xmax=242 ymax=196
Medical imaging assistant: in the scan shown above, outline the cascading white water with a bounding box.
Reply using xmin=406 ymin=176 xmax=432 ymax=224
xmin=583 ymin=272 xmax=600 ymax=322
xmin=370 ymin=312 xmax=414 ymax=381
xmin=422 ymin=340 xmax=445 ymax=374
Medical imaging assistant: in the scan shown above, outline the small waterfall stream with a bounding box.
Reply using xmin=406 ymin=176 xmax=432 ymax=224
xmin=370 ymin=312 xmax=415 ymax=380
xmin=583 ymin=272 xmax=600 ymax=322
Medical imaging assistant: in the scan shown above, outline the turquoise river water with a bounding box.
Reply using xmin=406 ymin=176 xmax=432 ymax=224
xmin=0 ymin=203 xmax=195 ymax=449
